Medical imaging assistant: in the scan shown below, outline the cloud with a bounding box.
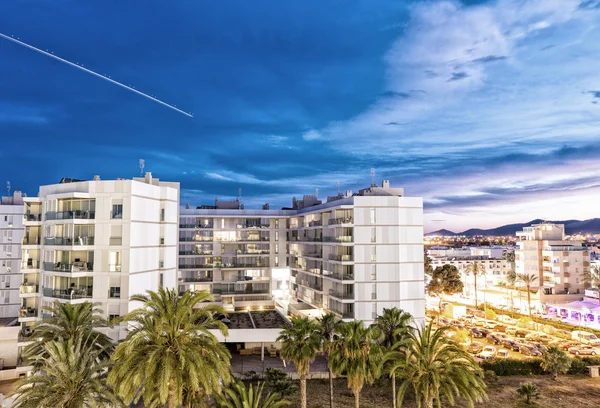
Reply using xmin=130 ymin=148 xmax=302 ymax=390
xmin=447 ymin=71 xmax=470 ymax=81
xmin=471 ymin=55 xmax=507 ymax=63
xmin=302 ymin=129 xmax=321 ymax=141
xmin=206 ymin=172 xmax=234 ymax=182
xmin=588 ymin=91 xmax=600 ymax=98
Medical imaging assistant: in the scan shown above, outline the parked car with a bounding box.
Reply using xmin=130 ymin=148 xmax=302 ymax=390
xmin=568 ymin=345 xmax=598 ymax=356
xmin=497 ymin=349 xmax=510 ymax=359
xmin=572 ymin=331 xmax=600 ymax=346
xmin=450 ymin=320 xmax=465 ymax=329
xmin=468 ymin=342 xmax=484 ymax=354
xmin=439 ymin=317 xmax=450 ymax=325
xmin=494 ymin=324 xmax=507 ymax=332
xmin=487 ymin=333 xmax=504 ymax=345
xmin=506 ymin=326 xmax=518 ymax=336
xmin=519 ymin=345 xmax=542 ymax=357
xmin=537 ymin=333 xmax=553 ymax=344
xmin=483 ymin=320 xmax=497 ymax=329
xmin=470 ymin=327 xmax=484 ymax=338
xmin=477 ymin=346 xmax=497 ymax=360
xmin=478 ymin=328 xmax=491 ymax=336
xmin=502 ymin=339 xmax=521 ymax=352
xmin=529 ymin=342 xmax=547 ymax=353
xmin=525 ymin=333 xmax=541 ymax=342
xmin=557 ymin=341 xmax=580 ymax=351
xmin=515 ymin=329 xmax=529 ymax=338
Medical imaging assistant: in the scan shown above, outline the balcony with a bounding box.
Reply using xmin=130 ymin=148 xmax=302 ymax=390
xmin=329 ymin=254 xmax=353 ymax=262
xmin=297 ymin=280 xmax=323 ymax=291
xmin=302 ymin=252 xmax=322 ymax=258
xmin=45 ymin=211 xmax=95 ymax=220
xmin=44 ymin=236 xmax=95 ymax=246
xmin=19 ymin=308 xmax=38 ymax=318
xmin=179 ymin=275 xmax=213 ymax=283
xmin=308 ymin=220 xmax=322 ymax=227
xmin=243 ymin=223 xmax=270 ymax=229
xmin=22 ymin=237 xmax=40 ymax=245
xmin=180 ymin=236 xmax=213 ymax=242
xmin=179 ymin=264 xmax=216 ymax=269
xmin=23 ymin=214 xmax=42 ymax=222
xmin=21 ymin=260 xmax=40 ymax=269
xmin=197 ymin=223 xmax=214 ymax=229
xmin=20 ymin=284 xmax=39 ymax=294
xmin=43 ymin=262 xmax=94 ymax=273
xmin=324 ymin=272 xmax=354 ymax=281
xmin=328 ymin=217 xmax=353 ymax=225
xmin=213 ymin=288 xmax=270 ymax=295
xmin=323 ymin=236 xmax=353 ymax=243
xmin=179 ymin=250 xmax=213 ymax=255
xmin=43 ymin=287 xmax=93 ymax=299
xmin=329 ymin=289 xmax=354 ymax=300
xmin=331 ymin=309 xmax=354 ymax=319
xmin=237 ymin=250 xmax=270 ymax=255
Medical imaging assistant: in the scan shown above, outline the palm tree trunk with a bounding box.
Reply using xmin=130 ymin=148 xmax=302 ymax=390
xmin=167 ymin=379 xmax=177 ymax=408
xmin=301 ymin=374 xmax=307 ymax=408
xmin=527 ymin=284 xmax=532 ymax=319
xmin=474 ymin=273 xmax=478 ymax=309
xmin=425 ymin=398 xmax=434 ymax=408
xmin=328 ymin=366 xmax=334 ymax=408
xmin=392 ymin=373 xmax=397 ymax=408
xmin=354 ymin=389 xmax=360 ymax=408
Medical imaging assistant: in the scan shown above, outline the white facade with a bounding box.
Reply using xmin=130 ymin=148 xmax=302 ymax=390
xmin=516 ymin=223 xmax=590 ymax=306
xmin=18 ymin=173 xmax=179 ymax=340
xmin=179 ymin=181 xmax=425 ymax=325
xmin=0 ymin=193 xmax=25 ymax=318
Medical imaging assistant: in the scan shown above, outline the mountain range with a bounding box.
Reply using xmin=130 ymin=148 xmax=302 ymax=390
xmin=426 ymin=218 xmax=600 ymax=237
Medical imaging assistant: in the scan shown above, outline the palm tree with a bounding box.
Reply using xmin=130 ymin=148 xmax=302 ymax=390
xmin=108 ymin=288 xmax=231 ymax=408
xmin=277 ymin=316 xmax=321 ymax=408
xmin=465 ymin=261 xmax=485 ymax=308
xmin=317 ymin=312 xmax=338 ymax=408
xmin=22 ymin=300 xmax=114 ymax=369
xmin=392 ymin=322 xmax=487 ymax=408
xmin=9 ymin=337 xmax=122 ymax=408
xmin=518 ymin=273 xmax=538 ymax=319
xmin=541 ymin=347 xmax=571 ymax=380
xmin=375 ymin=308 xmax=413 ymax=408
xmin=330 ymin=320 xmax=382 ymax=408
xmin=505 ymin=269 xmax=517 ymax=312
xmin=582 ymin=265 xmax=600 ymax=302
xmin=516 ymin=383 xmax=540 ymax=405
xmin=217 ymin=381 xmax=290 ymax=408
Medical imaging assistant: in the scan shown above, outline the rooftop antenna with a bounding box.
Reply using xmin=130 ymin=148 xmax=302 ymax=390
xmin=336 ymin=180 xmax=340 ymax=194
xmin=238 ymin=188 xmax=242 ymax=202
xmin=315 ymin=188 xmax=319 ymax=199
xmin=370 ymin=168 xmax=375 ymax=186
xmin=6 ymin=181 xmax=10 ymax=196
xmin=139 ymin=159 xmax=145 ymax=176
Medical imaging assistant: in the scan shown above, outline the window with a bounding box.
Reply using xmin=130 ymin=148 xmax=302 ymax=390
xmin=372 ymin=302 xmax=377 ymax=319
xmin=371 ymin=227 xmax=376 ymax=243
xmin=275 ymin=231 xmax=279 ymax=242
xmin=371 ymin=283 xmax=377 ymax=300
xmin=111 ymin=204 xmax=123 ymax=219
xmin=109 ymin=314 xmax=119 ymax=322
xmin=109 ymin=287 xmax=121 ymax=298
xmin=160 ymin=208 xmax=165 ymax=222
xmin=159 ymin=273 xmax=164 ymax=288
xmin=370 ymin=208 xmax=376 ymax=224
xmin=275 ymin=244 xmax=279 ymax=253
xmin=371 ymin=265 xmax=377 ymax=280
xmin=371 ymin=246 xmax=376 ymax=262
xmin=159 ymin=261 xmax=164 ymax=268
xmin=109 ymin=251 xmax=121 ymax=272
xmin=160 ymin=237 xmax=165 ymax=245
xmin=275 ymin=256 xmax=279 ymax=267
xmin=275 ymin=219 xmax=279 ymax=228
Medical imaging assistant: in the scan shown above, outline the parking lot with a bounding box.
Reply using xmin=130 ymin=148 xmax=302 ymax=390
xmin=429 ymin=309 xmax=600 ymax=360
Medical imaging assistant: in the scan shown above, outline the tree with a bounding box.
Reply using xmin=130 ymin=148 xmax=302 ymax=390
xmin=265 ymin=368 xmax=295 ymax=398
xmin=317 ymin=312 xmax=338 ymax=408
xmin=424 ymin=253 xmax=434 ymax=277
xmin=541 ymin=347 xmax=571 ymax=380
xmin=22 ymin=300 xmax=114 ymax=369
xmin=518 ymin=273 xmax=538 ymax=319
xmin=392 ymin=323 xmax=487 ymax=408
xmin=516 ymin=383 xmax=540 ymax=405
xmin=330 ymin=320 xmax=382 ymax=408
xmin=277 ymin=317 xmax=321 ymax=408
xmin=466 ymin=261 xmax=485 ymax=308
xmin=582 ymin=265 xmax=600 ymax=301
xmin=9 ymin=337 xmax=122 ymax=408
xmin=217 ymin=381 xmax=290 ymax=408
xmin=484 ymin=308 xmax=496 ymax=320
xmin=374 ymin=308 xmax=413 ymax=408
xmin=108 ymin=288 xmax=231 ymax=408
xmin=427 ymin=264 xmax=463 ymax=317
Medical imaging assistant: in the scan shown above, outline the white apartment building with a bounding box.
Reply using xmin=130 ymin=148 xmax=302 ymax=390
xmin=516 ymin=223 xmax=590 ymax=308
xmin=18 ymin=173 xmax=179 ymax=341
xmin=179 ymin=181 xmax=425 ymax=325
xmin=0 ymin=192 xmax=25 ymax=318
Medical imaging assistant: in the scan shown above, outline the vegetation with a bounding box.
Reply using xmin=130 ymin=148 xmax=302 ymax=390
xmin=9 ymin=337 xmax=122 ymax=408
xmin=392 ymin=323 xmax=487 ymax=408
xmin=466 ymin=261 xmax=485 ymax=308
xmin=330 ymin=320 xmax=382 ymax=408
xmin=427 ymin=264 xmax=463 ymax=316
xmin=217 ymin=381 xmax=290 ymax=408
xmin=22 ymin=300 xmax=114 ymax=369
xmin=317 ymin=312 xmax=338 ymax=408
xmin=517 ymin=273 xmax=538 ymax=319
xmin=582 ymin=265 xmax=600 ymax=295
xmin=108 ymin=288 xmax=231 ymax=408
xmin=516 ymin=383 xmax=540 ymax=405
xmin=277 ymin=316 xmax=322 ymax=408
xmin=540 ymin=347 xmax=571 ymax=380
xmin=484 ymin=308 xmax=497 ymax=320
xmin=375 ymin=308 xmax=413 ymax=408
xmin=424 ymin=253 xmax=434 ymax=277
xmin=264 ymin=368 xmax=295 ymax=398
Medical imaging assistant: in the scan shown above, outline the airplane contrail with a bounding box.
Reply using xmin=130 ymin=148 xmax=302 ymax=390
xmin=0 ymin=32 xmax=193 ymax=117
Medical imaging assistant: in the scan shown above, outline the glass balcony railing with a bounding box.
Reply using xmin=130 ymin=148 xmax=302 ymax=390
xmin=328 ymin=217 xmax=353 ymax=225
xmin=20 ymin=284 xmax=39 ymax=294
xmin=329 ymin=254 xmax=353 ymax=262
xmin=43 ymin=262 xmax=94 ymax=272
xmin=45 ymin=211 xmax=95 ymax=220
xmin=43 ymin=288 xmax=93 ymax=299
xmin=19 ymin=308 xmax=38 ymax=318
xmin=22 ymin=260 xmax=40 ymax=269
xmin=308 ymin=220 xmax=322 ymax=227
xmin=329 ymin=289 xmax=354 ymax=300
xmin=23 ymin=214 xmax=42 ymax=222
xmin=44 ymin=236 xmax=95 ymax=246
xmin=323 ymin=236 xmax=353 ymax=243
xmin=179 ymin=250 xmax=213 ymax=255
xmin=22 ymin=237 xmax=40 ymax=245
xmin=323 ymin=272 xmax=354 ymax=281
xmin=179 ymin=275 xmax=213 ymax=282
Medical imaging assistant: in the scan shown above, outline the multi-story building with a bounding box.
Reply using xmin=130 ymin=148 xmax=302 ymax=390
xmin=0 ymin=192 xmax=25 ymax=318
xmin=179 ymin=180 xmax=425 ymax=325
xmin=516 ymin=223 xmax=590 ymax=310
xmin=18 ymin=173 xmax=179 ymax=340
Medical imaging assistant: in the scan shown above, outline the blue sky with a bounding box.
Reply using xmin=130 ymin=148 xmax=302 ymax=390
xmin=1 ymin=0 xmax=600 ymax=232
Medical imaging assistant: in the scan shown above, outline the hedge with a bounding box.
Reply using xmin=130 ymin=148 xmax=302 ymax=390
xmin=480 ymin=357 xmax=600 ymax=376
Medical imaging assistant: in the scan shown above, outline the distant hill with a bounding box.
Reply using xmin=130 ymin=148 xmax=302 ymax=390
xmin=426 ymin=218 xmax=600 ymax=237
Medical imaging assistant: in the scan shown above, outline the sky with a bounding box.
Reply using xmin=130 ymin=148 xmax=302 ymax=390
xmin=1 ymin=0 xmax=600 ymax=233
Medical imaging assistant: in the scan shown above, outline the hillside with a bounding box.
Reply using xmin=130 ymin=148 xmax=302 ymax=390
xmin=426 ymin=218 xmax=600 ymax=237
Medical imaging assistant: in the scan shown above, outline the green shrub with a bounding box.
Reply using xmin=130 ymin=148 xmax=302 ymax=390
xmin=484 ymin=369 xmax=498 ymax=383
xmin=516 ymin=382 xmax=540 ymax=405
xmin=567 ymin=357 xmax=600 ymax=375
xmin=265 ymin=368 xmax=296 ymax=397
xmin=485 ymin=309 xmax=497 ymax=320
xmin=480 ymin=358 xmax=544 ymax=376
